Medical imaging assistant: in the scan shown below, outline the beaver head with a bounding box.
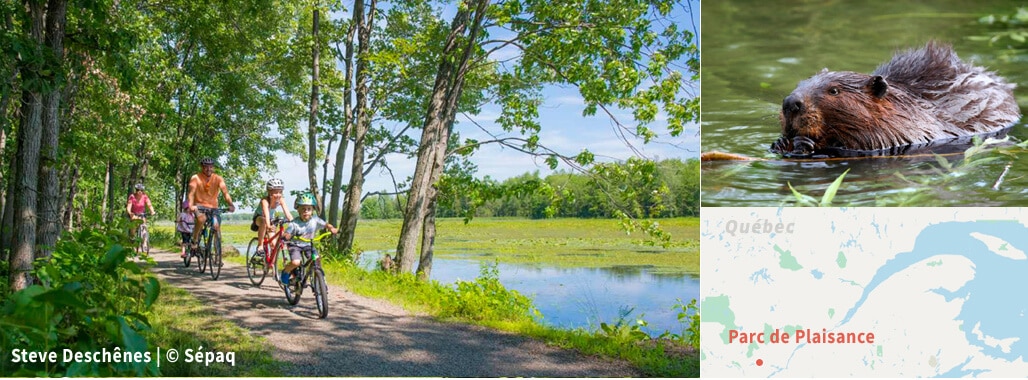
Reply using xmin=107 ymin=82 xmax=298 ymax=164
xmin=774 ymin=70 xmax=903 ymax=156
xmin=771 ymin=42 xmax=1021 ymax=158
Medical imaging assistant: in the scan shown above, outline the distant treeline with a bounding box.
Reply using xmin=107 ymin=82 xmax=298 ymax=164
xmin=359 ymin=158 xmax=699 ymax=220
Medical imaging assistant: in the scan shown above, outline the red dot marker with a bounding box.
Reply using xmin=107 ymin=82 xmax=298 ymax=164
xmin=756 ymin=359 xmax=764 ymax=366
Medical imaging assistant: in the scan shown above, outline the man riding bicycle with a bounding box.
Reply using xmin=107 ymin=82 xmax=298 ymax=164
xmin=187 ymin=157 xmax=237 ymax=251
xmin=126 ymin=183 xmax=157 ymax=240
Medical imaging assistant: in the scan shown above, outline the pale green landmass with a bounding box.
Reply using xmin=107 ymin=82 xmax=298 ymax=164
xmin=773 ymin=245 xmax=804 ymax=271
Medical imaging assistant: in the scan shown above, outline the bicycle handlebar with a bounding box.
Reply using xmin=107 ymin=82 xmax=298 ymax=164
xmin=295 ymin=231 xmax=333 ymax=243
xmin=195 ymin=206 xmax=231 ymax=214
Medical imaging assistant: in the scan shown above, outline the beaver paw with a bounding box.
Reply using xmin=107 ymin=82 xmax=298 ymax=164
xmin=770 ymin=137 xmax=791 ymax=154
xmin=789 ymin=136 xmax=816 ymax=155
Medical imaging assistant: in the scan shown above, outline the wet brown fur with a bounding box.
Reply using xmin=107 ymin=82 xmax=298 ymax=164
xmin=772 ymin=41 xmax=1021 ymax=157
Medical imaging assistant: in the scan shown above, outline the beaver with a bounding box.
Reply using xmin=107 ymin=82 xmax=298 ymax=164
xmin=772 ymin=41 xmax=1021 ymax=158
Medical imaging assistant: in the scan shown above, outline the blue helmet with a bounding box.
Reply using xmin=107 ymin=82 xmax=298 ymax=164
xmin=295 ymin=192 xmax=317 ymax=208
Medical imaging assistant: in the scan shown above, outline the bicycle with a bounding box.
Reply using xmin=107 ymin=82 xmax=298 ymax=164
xmin=131 ymin=213 xmax=152 ymax=255
xmin=282 ymin=231 xmax=332 ymax=319
xmin=190 ymin=206 xmax=230 ymax=280
xmin=245 ymin=217 xmax=288 ymax=286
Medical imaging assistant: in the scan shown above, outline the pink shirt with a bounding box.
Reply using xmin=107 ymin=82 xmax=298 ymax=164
xmin=128 ymin=193 xmax=151 ymax=215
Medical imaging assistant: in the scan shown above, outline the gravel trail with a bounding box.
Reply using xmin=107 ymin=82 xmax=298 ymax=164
xmin=149 ymin=248 xmax=641 ymax=377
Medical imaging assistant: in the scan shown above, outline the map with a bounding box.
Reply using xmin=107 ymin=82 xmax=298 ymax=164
xmin=700 ymin=208 xmax=1028 ymax=377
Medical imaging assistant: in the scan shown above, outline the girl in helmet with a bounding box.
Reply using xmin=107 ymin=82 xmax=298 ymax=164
xmin=176 ymin=200 xmax=195 ymax=258
xmin=280 ymin=192 xmax=337 ymax=284
xmin=126 ymin=183 xmax=157 ymax=240
xmin=252 ymin=178 xmax=294 ymax=256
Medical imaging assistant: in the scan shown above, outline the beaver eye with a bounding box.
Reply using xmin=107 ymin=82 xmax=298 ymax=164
xmin=828 ymin=87 xmax=840 ymax=95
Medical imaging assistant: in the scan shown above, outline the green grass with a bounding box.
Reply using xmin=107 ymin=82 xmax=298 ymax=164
xmin=145 ymin=282 xmax=286 ymax=376
xmin=187 ymin=217 xmax=700 ymax=276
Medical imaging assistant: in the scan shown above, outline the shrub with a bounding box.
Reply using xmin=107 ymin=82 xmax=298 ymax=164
xmin=440 ymin=262 xmax=539 ymax=323
xmin=0 ymin=226 xmax=161 ymax=376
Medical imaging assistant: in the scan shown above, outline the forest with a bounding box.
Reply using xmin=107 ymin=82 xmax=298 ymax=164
xmin=363 ymin=157 xmax=700 ymax=219
xmin=1 ymin=0 xmax=697 ymax=286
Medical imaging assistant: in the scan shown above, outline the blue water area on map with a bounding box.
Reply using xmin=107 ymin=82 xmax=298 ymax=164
xmin=838 ymin=221 xmax=1028 ymax=374
xmin=750 ymin=268 xmax=772 ymax=284
xmin=810 ymin=269 xmax=823 ymax=279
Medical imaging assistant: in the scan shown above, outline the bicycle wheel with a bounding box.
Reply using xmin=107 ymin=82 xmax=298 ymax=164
xmin=135 ymin=224 xmax=143 ymax=254
xmin=183 ymin=236 xmax=193 ymax=267
xmin=209 ymin=230 xmax=222 ymax=280
xmin=313 ymin=265 xmax=328 ymax=319
xmin=197 ymin=229 xmax=208 ymax=274
xmin=245 ymin=238 xmax=266 ymax=286
xmin=284 ymin=266 xmax=302 ymax=305
xmin=141 ymin=225 xmax=150 ymax=256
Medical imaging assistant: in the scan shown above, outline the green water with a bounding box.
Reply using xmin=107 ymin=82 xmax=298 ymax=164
xmin=701 ymin=1 xmax=1028 ymax=206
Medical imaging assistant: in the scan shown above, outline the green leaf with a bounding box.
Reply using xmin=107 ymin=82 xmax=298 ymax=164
xmin=118 ymin=316 xmax=148 ymax=353
xmin=545 ymin=155 xmax=559 ymax=169
xmin=142 ymin=277 xmax=160 ymax=308
xmin=819 ymin=169 xmax=850 ymax=207
xmin=33 ymin=287 xmax=87 ymax=310
xmin=101 ymin=245 xmax=128 ymax=273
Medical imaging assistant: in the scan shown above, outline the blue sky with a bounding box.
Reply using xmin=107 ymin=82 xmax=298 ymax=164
xmin=267 ymin=0 xmax=700 ymax=207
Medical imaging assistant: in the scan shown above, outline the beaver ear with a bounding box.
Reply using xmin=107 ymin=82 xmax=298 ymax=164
xmin=869 ymin=75 xmax=888 ymax=98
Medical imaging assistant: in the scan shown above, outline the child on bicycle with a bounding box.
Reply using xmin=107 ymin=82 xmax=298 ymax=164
xmin=252 ymin=178 xmax=293 ymax=257
xmin=175 ymin=200 xmax=195 ymax=258
xmin=280 ymin=192 xmax=337 ymax=285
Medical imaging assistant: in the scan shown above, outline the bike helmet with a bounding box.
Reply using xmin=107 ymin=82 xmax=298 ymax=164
xmin=200 ymin=157 xmax=215 ymax=166
xmin=266 ymin=178 xmax=285 ymax=190
xmin=134 ymin=183 xmax=145 ymax=191
xmin=295 ymin=192 xmax=317 ymax=208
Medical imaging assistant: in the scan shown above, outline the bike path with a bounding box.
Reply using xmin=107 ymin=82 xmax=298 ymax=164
xmin=147 ymin=249 xmax=640 ymax=377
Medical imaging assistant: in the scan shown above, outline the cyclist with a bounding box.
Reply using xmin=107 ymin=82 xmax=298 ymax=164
xmin=187 ymin=157 xmax=237 ymax=251
xmin=280 ymin=192 xmax=337 ymax=285
xmin=175 ymin=200 xmax=195 ymax=258
xmin=126 ymin=183 xmax=157 ymax=240
xmin=251 ymin=178 xmax=293 ymax=257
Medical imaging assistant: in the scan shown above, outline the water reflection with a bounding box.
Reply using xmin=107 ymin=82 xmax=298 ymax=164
xmin=701 ymin=0 xmax=1028 ymax=206
xmin=358 ymin=251 xmax=699 ymax=337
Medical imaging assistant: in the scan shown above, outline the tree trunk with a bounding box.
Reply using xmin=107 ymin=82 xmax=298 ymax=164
xmin=415 ymin=186 xmax=437 ymax=280
xmin=37 ymin=0 xmax=68 ymax=258
xmin=307 ymin=5 xmax=324 ymax=213
xmin=338 ymin=0 xmax=376 ymax=253
xmin=328 ymin=0 xmax=359 ymax=229
xmin=0 ymin=12 xmax=13 ymax=223
xmin=395 ymin=0 xmax=488 ymax=273
xmin=321 ymin=134 xmax=335 ymax=209
xmin=1 ymin=140 xmax=16 ymax=254
xmin=10 ymin=0 xmax=46 ymax=291
xmin=63 ymin=164 xmax=79 ymax=231
xmin=102 ymin=160 xmax=113 ymax=223
xmin=0 ymin=43 xmax=15 ymax=235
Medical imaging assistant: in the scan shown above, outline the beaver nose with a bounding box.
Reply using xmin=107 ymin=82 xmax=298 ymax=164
xmin=783 ymin=94 xmax=804 ymax=115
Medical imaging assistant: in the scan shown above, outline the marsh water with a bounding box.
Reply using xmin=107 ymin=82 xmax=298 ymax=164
xmin=356 ymin=251 xmax=699 ymax=337
xmin=702 ymin=1 xmax=1028 ymax=206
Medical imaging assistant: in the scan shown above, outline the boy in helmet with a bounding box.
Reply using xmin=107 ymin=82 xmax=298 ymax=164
xmin=252 ymin=178 xmax=293 ymax=257
xmin=280 ymin=192 xmax=337 ymax=285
